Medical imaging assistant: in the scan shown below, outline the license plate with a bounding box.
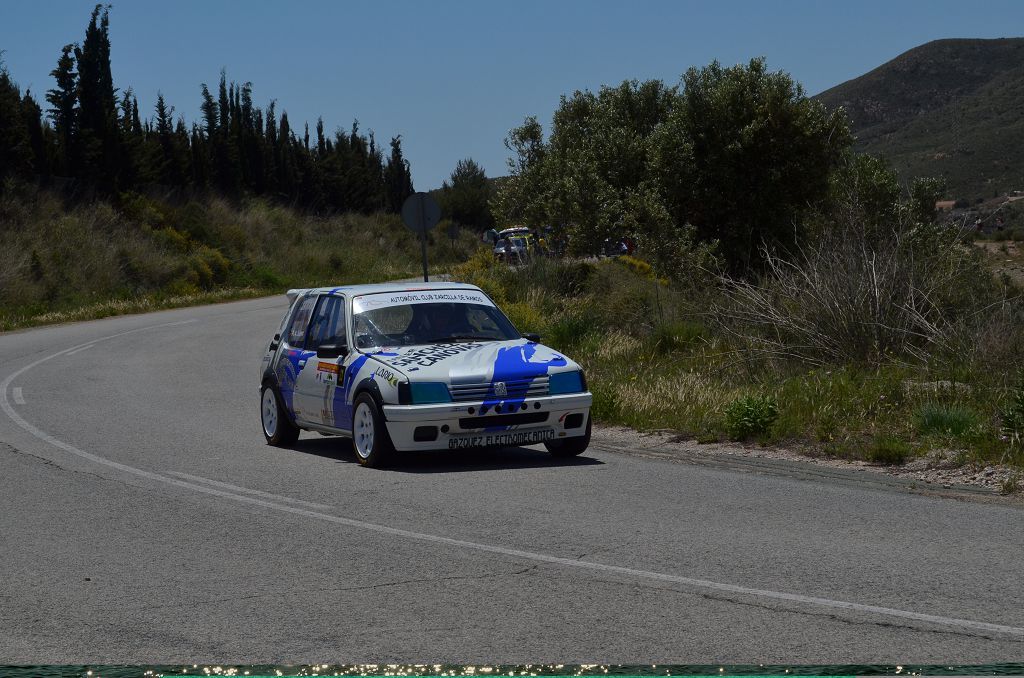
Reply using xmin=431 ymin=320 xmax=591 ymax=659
xmin=447 ymin=428 xmax=555 ymax=450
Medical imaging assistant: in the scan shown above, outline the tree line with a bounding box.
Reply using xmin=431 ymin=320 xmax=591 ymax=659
xmin=0 ymin=5 xmax=415 ymax=214
xmin=491 ymin=59 xmax=948 ymax=275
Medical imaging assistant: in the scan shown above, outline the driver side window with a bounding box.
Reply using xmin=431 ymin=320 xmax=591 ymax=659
xmin=466 ymin=307 xmax=501 ymax=334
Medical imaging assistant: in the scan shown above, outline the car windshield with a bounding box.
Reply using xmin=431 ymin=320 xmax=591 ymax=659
xmin=352 ymin=296 xmax=520 ymax=349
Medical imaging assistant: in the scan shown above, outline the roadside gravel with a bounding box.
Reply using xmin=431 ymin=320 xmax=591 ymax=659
xmin=592 ymin=425 xmax=1023 ymax=502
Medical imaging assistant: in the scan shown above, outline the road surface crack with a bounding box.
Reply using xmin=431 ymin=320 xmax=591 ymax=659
xmin=0 ymin=441 xmax=114 ymax=484
xmin=136 ymin=564 xmax=540 ymax=611
xmin=582 ymin=573 xmax=1016 ymax=642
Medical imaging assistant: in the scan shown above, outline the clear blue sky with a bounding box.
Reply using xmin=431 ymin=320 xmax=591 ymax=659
xmin=2 ymin=1 xmax=1022 ymax=189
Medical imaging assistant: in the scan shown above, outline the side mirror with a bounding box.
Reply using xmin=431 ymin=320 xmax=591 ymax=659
xmin=316 ymin=343 xmax=349 ymax=360
xmin=523 ymin=333 xmax=541 ymax=343
xmin=269 ymin=333 xmax=281 ymax=351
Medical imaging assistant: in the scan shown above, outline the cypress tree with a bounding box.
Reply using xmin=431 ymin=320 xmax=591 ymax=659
xmin=199 ymin=83 xmax=218 ymax=137
xmin=277 ymin=110 xmax=294 ymax=194
xmin=316 ymin=117 xmax=326 ymax=158
xmin=174 ymin=116 xmax=192 ymax=186
xmin=118 ymin=87 xmax=141 ymax=188
xmin=190 ymin=123 xmax=209 ymax=188
xmin=75 ymin=4 xmax=120 ymax=191
xmin=131 ymin=96 xmax=141 ymax=134
xmin=218 ymin=70 xmax=229 ymax=133
xmin=153 ymin=92 xmax=175 ymax=184
xmin=46 ymin=44 xmax=78 ymax=176
xmin=240 ymin=82 xmax=253 ymax=129
xmin=385 ymin=134 xmax=414 ymax=212
xmin=263 ymin=100 xmax=278 ymax=194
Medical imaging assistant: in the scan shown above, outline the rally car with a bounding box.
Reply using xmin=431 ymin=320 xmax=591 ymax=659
xmin=258 ymin=282 xmax=593 ymax=467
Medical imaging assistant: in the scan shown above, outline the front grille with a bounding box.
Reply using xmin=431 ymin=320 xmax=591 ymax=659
xmin=448 ymin=376 xmax=549 ymax=402
xmin=459 ymin=412 xmax=549 ymax=430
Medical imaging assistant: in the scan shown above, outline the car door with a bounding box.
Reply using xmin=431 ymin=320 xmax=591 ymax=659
xmin=274 ymin=293 xmax=319 ymax=417
xmin=292 ymin=294 xmax=350 ymax=429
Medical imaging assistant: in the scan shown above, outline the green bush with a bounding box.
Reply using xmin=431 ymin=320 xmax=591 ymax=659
xmin=723 ymin=394 xmax=779 ymax=441
xmin=1001 ymin=387 xmax=1024 ymax=446
xmin=653 ymin=320 xmax=706 ymax=352
xmin=590 ymin=382 xmax=622 ymax=421
xmin=503 ymin=301 xmax=546 ymax=336
xmin=867 ymin=435 xmax=912 ymax=465
xmin=544 ymin=307 xmax=599 ymax=349
xmin=151 ymin=226 xmax=190 ymax=253
xmin=914 ymin=403 xmax=981 ymax=437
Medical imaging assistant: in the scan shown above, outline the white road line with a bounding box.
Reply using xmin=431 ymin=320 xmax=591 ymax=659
xmin=166 ymin=471 xmax=337 ymax=511
xmin=64 ymin=344 xmax=95 ymax=356
xmin=1 ymin=320 xmax=1022 ymax=639
xmin=12 ymin=387 xmax=24 ymax=405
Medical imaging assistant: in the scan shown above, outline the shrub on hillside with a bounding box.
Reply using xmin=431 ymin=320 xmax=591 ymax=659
xmin=914 ymin=403 xmax=982 ymax=437
xmin=1001 ymin=387 xmax=1024 ymax=446
xmin=723 ymin=394 xmax=778 ymax=441
xmin=866 ymin=435 xmax=912 ymax=465
xmin=715 ymin=213 xmax=1003 ymax=366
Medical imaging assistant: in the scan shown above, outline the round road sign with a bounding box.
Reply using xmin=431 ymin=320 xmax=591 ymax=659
xmin=401 ymin=192 xmax=441 ymax=233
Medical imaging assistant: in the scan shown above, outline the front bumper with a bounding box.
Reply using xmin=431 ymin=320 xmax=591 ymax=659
xmin=382 ymin=392 xmax=592 ymax=451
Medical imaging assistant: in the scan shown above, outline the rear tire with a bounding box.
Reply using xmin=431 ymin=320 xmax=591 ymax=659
xmin=261 ymin=383 xmax=299 ymax=446
xmin=352 ymin=393 xmax=395 ymax=467
xmin=545 ymin=415 xmax=591 ymax=457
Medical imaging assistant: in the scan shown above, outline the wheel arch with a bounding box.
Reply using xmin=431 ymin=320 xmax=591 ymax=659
xmin=352 ymin=377 xmax=384 ymax=408
xmin=260 ymin=375 xmax=297 ymax=424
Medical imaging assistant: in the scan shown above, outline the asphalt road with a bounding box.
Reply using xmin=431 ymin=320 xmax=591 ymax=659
xmin=1 ymin=296 xmax=1022 ymax=663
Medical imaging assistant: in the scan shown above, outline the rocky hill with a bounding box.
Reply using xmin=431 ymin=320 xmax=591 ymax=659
xmin=815 ymin=38 xmax=1024 ymax=199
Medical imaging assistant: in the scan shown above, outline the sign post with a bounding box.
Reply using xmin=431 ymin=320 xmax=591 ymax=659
xmin=401 ymin=192 xmax=442 ymax=282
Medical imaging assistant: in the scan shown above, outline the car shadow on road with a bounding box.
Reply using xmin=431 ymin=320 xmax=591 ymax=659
xmin=285 ymin=436 xmax=604 ymax=473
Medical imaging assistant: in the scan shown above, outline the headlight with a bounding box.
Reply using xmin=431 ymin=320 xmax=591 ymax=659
xmin=548 ymin=370 xmax=585 ymax=395
xmin=404 ymin=382 xmax=452 ymax=404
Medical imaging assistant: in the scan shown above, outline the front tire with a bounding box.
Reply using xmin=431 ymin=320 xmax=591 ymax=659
xmin=544 ymin=416 xmax=591 ymax=457
xmin=261 ymin=383 xmax=299 ymax=446
xmin=352 ymin=393 xmax=395 ymax=467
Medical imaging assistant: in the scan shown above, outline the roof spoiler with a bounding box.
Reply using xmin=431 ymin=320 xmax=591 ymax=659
xmin=285 ymin=288 xmax=310 ymax=304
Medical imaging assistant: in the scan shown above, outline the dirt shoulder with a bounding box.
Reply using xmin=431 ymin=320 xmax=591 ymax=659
xmin=975 ymin=238 xmax=1024 ymax=285
xmin=591 ymin=425 xmax=1024 ymax=507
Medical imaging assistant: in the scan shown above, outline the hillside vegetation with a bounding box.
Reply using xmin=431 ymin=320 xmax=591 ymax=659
xmin=488 ymin=57 xmax=1024 ymax=480
xmin=456 ymin=247 xmax=1024 ymax=478
xmin=815 ymin=38 xmax=1024 ymax=198
xmin=0 ymin=186 xmax=477 ymax=331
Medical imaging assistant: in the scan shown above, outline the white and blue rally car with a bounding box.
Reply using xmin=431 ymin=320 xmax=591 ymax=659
xmin=258 ymin=282 xmax=593 ymax=466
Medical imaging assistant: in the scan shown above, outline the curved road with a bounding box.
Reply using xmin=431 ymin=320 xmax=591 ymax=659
xmin=0 ymin=297 xmax=1022 ymax=663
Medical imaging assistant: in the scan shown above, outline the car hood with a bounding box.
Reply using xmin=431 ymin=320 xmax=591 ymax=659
xmin=365 ymin=339 xmax=577 ymax=385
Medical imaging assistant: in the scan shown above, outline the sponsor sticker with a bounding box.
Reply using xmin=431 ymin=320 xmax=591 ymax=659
xmin=447 ymin=428 xmax=555 ymax=450
xmin=316 ymin=361 xmax=340 ymax=386
xmin=389 ymin=343 xmax=479 ymax=368
xmin=374 ymin=366 xmax=399 ymax=387
xmin=353 ymin=291 xmax=492 ymax=313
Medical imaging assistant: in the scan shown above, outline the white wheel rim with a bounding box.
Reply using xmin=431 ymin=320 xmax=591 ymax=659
xmin=262 ymin=389 xmax=278 ymax=437
xmin=354 ymin=402 xmax=375 ymax=459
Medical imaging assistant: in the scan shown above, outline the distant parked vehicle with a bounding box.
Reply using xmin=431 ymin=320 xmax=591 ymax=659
xmin=494 ymin=227 xmax=536 ymax=263
xmin=602 ymin=237 xmax=629 ymax=257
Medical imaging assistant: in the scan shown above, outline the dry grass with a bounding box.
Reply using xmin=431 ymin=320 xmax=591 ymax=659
xmin=451 ymin=251 xmax=1024 ymax=469
xmin=0 ymin=287 xmax=267 ymax=332
xmin=0 ymin=187 xmax=478 ymax=331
